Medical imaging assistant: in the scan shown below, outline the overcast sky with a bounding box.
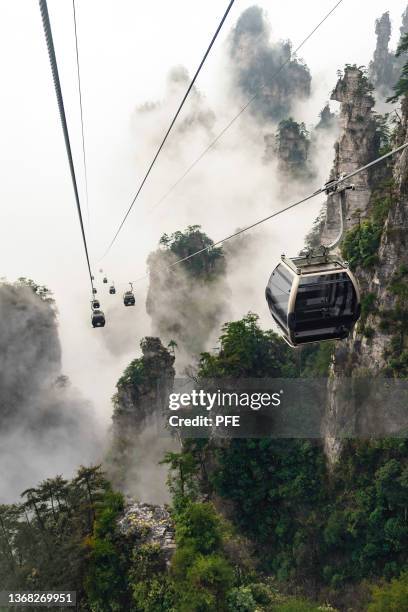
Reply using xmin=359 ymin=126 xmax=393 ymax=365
xmin=1 ymin=0 xmax=407 ymax=418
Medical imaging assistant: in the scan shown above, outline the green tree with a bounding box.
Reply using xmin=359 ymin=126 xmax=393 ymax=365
xmin=159 ymin=225 xmax=225 ymax=279
xmin=341 ymin=220 xmax=382 ymax=269
xmin=167 ymin=339 xmax=178 ymax=355
xmin=84 ymin=488 xmax=131 ymax=611
xmin=130 ymin=543 xmax=175 ymax=611
xmin=171 ymin=502 xmax=235 ymax=611
xmin=199 ymin=312 xmax=297 ymax=378
xmin=368 ymin=572 xmax=408 ymax=611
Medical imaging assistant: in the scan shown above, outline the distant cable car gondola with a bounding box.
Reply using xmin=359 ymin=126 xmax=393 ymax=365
xmin=91 ymin=309 xmax=105 ymax=328
xmin=91 ymin=299 xmax=100 ymax=309
xmin=109 ymin=285 xmax=116 ymax=295
xmin=123 ymin=282 xmax=135 ymax=306
xmin=265 ymin=252 xmax=360 ymax=347
xmin=103 ymin=276 xmax=108 ymax=284
xmin=123 ymin=290 xmax=135 ymax=306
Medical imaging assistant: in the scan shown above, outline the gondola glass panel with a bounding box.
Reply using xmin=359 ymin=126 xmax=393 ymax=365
xmin=292 ymin=272 xmax=358 ymax=344
xmin=265 ymin=264 xmax=293 ymax=332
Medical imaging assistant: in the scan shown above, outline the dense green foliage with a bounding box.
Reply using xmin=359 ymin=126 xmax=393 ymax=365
xmin=117 ymin=358 xmax=145 ymax=388
xmin=0 ymin=466 xmax=117 ymax=604
xmin=341 ymin=180 xmax=394 ymax=270
xmin=367 ymin=572 xmax=408 ymax=611
xmin=162 ymin=314 xmax=408 ymax=609
xmin=209 ymin=439 xmax=326 ymax=579
xmin=171 ymin=502 xmax=235 ymax=611
xmin=130 ymin=543 xmax=175 ymax=611
xmin=84 ymin=489 xmax=131 ymax=610
xmin=300 ymin=342 xmax=335 ymax=377
xmin=199 ymin=313 xmax=298 ymax=378
xmin=159 ymin=225 xmax=225 ymax=279
xmin=341 ymin=220 xmax=382 ymax=269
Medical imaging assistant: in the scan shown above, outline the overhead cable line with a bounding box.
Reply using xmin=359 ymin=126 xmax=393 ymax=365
xmin=72 ymin=0 xmax=90 ymax=231
xmin=39 ymin=0 xmax=95 ymax=293
xmin=102 ymin=0 xmax=236 ymax=259
xmin=130 ymin=141 xmax=408 ymax=283
xmin=148 ymin=0 xmax=345 ymax=214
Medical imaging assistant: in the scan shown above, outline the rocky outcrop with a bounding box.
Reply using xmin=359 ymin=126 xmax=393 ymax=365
xmin=108 ymin=337 xmax=175 ymax=497
xmin=264 ymin=117 xmax=313 ymax=177
xmin=322 ymin=67 xmax=378 ymax=244
xmin=0 ymin=280 xmax=60 ymax=423
xmin=346 ymin=98 xmax=408 ymax=373
xmin=401 ymin=6 xmax=408 ymax=42
xmin=0 ymin=279 xmax=100 ymax=502
xmin=323 ymin=86 xmax=408 ymax=462
xmin=146 ymin=227 xmax=230 ymax=368
xmin=317 ymin=67 xmax=380 ymax=461
xmin=112 ymin=337 xmax=175 ymax=431
xmin=369 ymin=12 xmax=397 ymax=97
xmin=275 ymin=118 xmax=310 ymax=176
xmin=228 ymin=5 xmax=311 ymax=122
xmin=368 ymin=7 xmax=408 ymax=100
xmin=118 ymin=500 xmax=175 ymax=566
xmin=315 ymin=104 xmax=338 ymax=132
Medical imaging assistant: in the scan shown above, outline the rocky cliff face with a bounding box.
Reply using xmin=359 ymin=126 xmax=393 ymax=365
xmin=315 ymin=104 xmax=338 ymax=132
xmin=369 ymin=7 xmax=408 ymax=100
xmin=0 ymin=279 xmax=100 ymax=501
xmin=0 ymin=280 xmax=61 ymax=424
xmin=323 ymin=67 xmax=378 ymax=241
xmin=118 ymin=500 xmax=175 ymax=566
xmin=112 ymin=337 xmax=175 ymax=431
xmin=323 ymin=84 xmax=408 ymax=461
xmin=307 ymin=67 xmax=378 ymax=252
xmin=369 ymin=12 xmax=398 ymax=98
xmin=228 ymin=5 xmax=311 ymax=122
xmin=275 ymin=119 xmax=310 ymax=176
xmin=146 ymin=227 xmax=230 ymax=370
xmin=108 ymin=337 xmax=176 ymax=502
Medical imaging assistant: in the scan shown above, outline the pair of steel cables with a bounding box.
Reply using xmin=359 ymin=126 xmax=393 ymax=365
xmin=38 ymin=0 xmax=236 ymax=292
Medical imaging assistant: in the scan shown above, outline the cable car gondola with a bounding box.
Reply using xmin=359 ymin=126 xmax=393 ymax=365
xmin=265 ymin=252 xmax=360 ymax=347
xmin=123 ymin=290 xmax=135 ymax=306
xmin=91 ymin=309 xmax=105 ymax=328
xmin=109 ymin=285 xmax=116 ymax=295
xmin=103 ymin=276 xmax=108 ymax=284
xmin=91 ymin=299 xmax=100 ymax=309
